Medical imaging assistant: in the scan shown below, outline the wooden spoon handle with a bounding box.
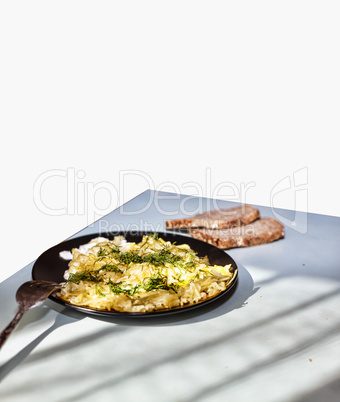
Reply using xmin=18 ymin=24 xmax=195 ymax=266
xmin=0 ymin=308 xmax=25 ymax=350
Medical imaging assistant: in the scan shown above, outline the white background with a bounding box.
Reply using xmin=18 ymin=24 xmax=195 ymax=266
xmin=0 ymin=1 xmax=339 ymax=282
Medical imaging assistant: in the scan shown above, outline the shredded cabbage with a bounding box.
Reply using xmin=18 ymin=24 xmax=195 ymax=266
xmin=57 ymin=234 xmax=237 ymax=313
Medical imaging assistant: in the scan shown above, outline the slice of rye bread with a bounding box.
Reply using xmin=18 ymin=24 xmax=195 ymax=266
xmin=165 ymin=205 xmax=260 ymax=229
xmin=190 ymin=217 xmax=284 ymax=249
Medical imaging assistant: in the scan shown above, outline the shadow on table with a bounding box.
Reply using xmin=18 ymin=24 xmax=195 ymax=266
xmin=0 ymin=308 xmax=85 ymax=382
xmin=0 ymin=264 xmax=255 ymax=382
xmin=295 ymin=376 xmax=340 ymax=402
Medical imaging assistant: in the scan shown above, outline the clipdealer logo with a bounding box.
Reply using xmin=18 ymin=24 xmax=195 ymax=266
xmin=270 ymin=167 xmax=308 ymax=234
xmin=33 ymin=167 xmax=308 ymax=233
xmin=33 ymin=168 xmax=119 ymax=221
xmin=33 ymin=167 xmax=257 ymax=222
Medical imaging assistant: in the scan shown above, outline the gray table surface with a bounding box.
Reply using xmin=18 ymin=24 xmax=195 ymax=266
xmin=1 ymin=190 xmax=339 ymax=402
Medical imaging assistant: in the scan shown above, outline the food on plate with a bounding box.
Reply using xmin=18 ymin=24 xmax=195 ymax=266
xmin=190 ymin=217 xmax=284 ymax=249
xmin=57 ymin=234 xmax=237 ymax=313
xmin=165 ymin=205 xmax=259 ymax=229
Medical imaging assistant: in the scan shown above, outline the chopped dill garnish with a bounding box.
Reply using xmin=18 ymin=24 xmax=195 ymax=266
xmin=107 ymin=279 xmax=140 ymax=296
xmin=106 ymin=272 xmax=179 ymax=296
xmin=100 ymin=263 xmax=124 ymax=274
xmin=67 ymin=270 xmax=104 ymax=284
xmin=96 ymin=243 xmax=184 ymax=267
xmin=142 ymin=272 xmax=179 ymax=293
xmin=97 ymin=245 xmax=120 ymax=258
xmin=119 ymin=251 xmax=144 ymax=265
xmin=142 ymin=248 xmax=182 ymax=266
xmin=95 ymin=284 xmax=106 ymax=297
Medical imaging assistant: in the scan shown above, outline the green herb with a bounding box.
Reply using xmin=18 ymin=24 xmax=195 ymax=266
xmin=143 ymin=272 xmax=179 ymax=293
xmin=96 ymin=284 xmax=106 ymax=297
xmin=100 ymin=263 xmax=124 ymax=274
xmin=119 ymin=251 xmax=144 ymax=265
xmin=183 ymin=260 xmax=196 ymax=268
xmin=97 ymin=245 xmax=120 ymax=258
xmin=67 ymin=270 xmax=104 ymax=284
xmin=143 ymin=248 xmax=182 ymax=266
xmin=96 ymin=244 xmax=184 ymax=267
xmin=107 ymin=279 xmax=140 ymax=296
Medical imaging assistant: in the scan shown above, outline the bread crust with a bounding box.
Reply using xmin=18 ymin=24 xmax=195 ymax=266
xmin=190 ymin=217 xmax=284 ymax=249
xmin=165 ymin=205 xmax=260 ymax=229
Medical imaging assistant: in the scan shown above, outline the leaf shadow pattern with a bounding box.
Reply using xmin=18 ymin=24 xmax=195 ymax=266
xmin=0 ymin=264 xmax=255 ymax=384
xmin=182 ymin=323 xmax=340 ymax=402
xmin=59 ymin=287 xmax=340 ymax=402
xmin=0 ymin=308 xmax=83 ymax=382
xmin=295 ymin=376 xmax=340 ymax=402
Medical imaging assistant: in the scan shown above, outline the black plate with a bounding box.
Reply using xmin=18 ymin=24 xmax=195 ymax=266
xmin=32 ymin=231 xmax=238 ymax=317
